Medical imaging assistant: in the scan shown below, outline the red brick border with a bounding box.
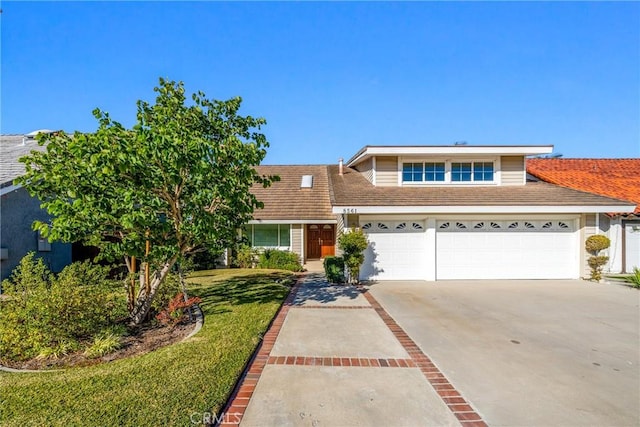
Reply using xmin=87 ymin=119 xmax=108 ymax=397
xmin=266 ymin=355 xmax=416 ymax=367
xmin=217 ymin=277 xmax=303 ymax=426
xmin=360 ymin=287 xmax=489 ymax=427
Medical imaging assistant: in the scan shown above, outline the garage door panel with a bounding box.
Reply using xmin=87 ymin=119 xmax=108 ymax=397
xmin=436 ymin=221 xmax=578 ymax=280
xmin=625 ymin=225 xmax=640 ymax=271
xmin=361 ymin=221 xmax=427 ymax=281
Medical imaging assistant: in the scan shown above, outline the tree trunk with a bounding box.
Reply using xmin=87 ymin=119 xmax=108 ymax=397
xmin=129 ymin=253 xmax=180 ymax=326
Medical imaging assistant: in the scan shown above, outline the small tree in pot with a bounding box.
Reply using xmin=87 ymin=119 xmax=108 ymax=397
xmin=338 ymin=229 xmax=369 ymax=284
xmin=585 ymin=235 xmax=610 ymax=282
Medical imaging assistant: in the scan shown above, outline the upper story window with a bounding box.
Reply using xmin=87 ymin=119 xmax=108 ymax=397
xmin=425 ymin=162 xmax=445 ymax=181
xmin=402 ymin=162 xmax=445 ymax=182
xmin=402 ymin=160 xmax=495 ymax=184
xmin=451 ymin=162 xmax=494 ymax=182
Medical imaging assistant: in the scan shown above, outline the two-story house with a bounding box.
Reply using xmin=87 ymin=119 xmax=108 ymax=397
xmin=251 ymin=145 xmax=635 ymax=281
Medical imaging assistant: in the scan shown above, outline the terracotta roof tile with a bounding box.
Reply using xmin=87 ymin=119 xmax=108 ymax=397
xmin=327 ymin=165 xmax=632 ymax=208
xmin=527 ymin=159 xmax=640 ymax=214
xmin=251 ymin=165 xmax=334 ymax=221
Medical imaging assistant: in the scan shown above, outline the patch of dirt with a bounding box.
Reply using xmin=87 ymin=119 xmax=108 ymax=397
xmin=2 ymin=320 xmax=196 ymax=371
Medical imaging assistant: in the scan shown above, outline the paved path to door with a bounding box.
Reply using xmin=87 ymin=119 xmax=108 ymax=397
xmin=219 ymin=273 xmax=487 ymax=427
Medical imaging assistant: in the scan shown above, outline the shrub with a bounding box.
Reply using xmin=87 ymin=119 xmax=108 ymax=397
xmin=84 ymin=330 xmax=123 ymax=358
xmin=585 ymin=235 xmax=611 ymax=255
xmin=625 ymin=267 xmax=640 ymax=289
xmin=156 ymin=293 xmax=202 ymax=327
xmin=234 ymin=245 xmax=259 ymax=268
xmin=338 ymin=230 xmax=369 ymax=284
xmin=585 ymin=235 xmax=611 ymax=282
xmin=0 ymin=254 xmax=126 ymax=362
xmin=323 ymin=256 xmax=345 ymax=283
xmin=257 ymin=249 xmax=302 ymax=272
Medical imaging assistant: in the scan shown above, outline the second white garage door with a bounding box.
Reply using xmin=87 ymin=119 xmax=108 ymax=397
xmin=360 ymin=220 xmax=428 ymax=281
xmin=436 ymin=219 xmax=578 ymax=280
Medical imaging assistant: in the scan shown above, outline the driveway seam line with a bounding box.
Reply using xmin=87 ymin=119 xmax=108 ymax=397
xmin=359 ymin=286 xmax=489 ymax=427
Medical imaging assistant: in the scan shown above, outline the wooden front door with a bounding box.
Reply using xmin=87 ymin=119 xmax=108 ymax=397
xmin=320 ymin=224 xmax=336 ymax=258
xmin=306 ymin=224 xmax=335 ymax=259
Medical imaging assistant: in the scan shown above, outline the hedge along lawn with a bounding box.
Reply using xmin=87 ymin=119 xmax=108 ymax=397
xmin=0 ymin=269 xmax=294 ymax=426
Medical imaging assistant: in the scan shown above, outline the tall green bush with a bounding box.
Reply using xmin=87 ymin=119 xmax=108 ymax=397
xmin=234 ymin=245 xmax=259 ymax=268
xmin=0 ymin=253 xmax=126 ymax=362
xmin=323 ymin=256 xmax=345 ymax=283
xmin=338 ymin=229 xmax=369 ymax=284
xmin=585 ymin=235 xmax=610 ymax=282
xmin=257 ymin=249 xmax=302 ymax=272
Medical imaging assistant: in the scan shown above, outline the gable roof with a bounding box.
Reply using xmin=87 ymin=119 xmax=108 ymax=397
xmin=0 ymin=135 xmax=47 ymax=188
xmin=527 ymin=159 xmax=640 ymax=215
xmin=251 ymin=165 xmax=334 ymax=221
xmin=327 ymin=165 xmax=634 ymax=213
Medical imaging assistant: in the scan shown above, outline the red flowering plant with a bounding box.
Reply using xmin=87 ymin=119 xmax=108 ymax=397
xmin=156 ymin=293 xmax=201 ymax=326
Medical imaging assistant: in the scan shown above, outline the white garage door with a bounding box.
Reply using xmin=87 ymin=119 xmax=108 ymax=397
xmin=437 ymin=220 xmax=578 ymax=280
xmin=625 ymin=222 xmax=640 ymax=272
xmin=361 ymin=220 xmax=427 ymax=280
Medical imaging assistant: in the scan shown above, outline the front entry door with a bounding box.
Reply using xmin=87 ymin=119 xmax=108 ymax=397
xmin=306 ymin=224 xmax=335 ymax=259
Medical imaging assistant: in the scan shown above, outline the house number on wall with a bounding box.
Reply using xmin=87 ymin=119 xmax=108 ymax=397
xmin=342 ymin=208 xmax=358 ymax=214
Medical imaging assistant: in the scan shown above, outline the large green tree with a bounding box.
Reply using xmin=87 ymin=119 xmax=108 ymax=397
xmin=17 ymin=78 xmax=275 ymax=325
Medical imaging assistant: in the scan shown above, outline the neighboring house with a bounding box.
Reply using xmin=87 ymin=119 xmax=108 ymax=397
xmin=0 ymin=133 xmax=72 ymax=281
xmin=251 ymin=145 xmax=634 ymax=281
xmin=527 ymin=159 xmax=640 ymax=274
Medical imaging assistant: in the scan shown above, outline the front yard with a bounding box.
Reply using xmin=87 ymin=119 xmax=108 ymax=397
xmin=0 ymin=269 xmax=293 ymax=426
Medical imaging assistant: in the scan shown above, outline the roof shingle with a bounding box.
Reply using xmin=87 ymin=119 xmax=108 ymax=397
xmin=0 ymin=135 xmax=47 ymax=188
xmin=251 ymin=165 xmax=334 ymax=221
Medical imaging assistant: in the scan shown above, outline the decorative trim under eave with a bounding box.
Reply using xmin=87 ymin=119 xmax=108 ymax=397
xmin=332 ymin=205 xmax=637 ymax=215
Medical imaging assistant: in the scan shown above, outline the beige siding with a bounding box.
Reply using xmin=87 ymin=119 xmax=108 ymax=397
xmin=501 ymin=156 xmax=525 ymax=186
xmin=291 ymin=224 xmax=303 ymax=262
xmin=354 ymin=158 xmax=374 ymax=184
xmin=376 ymin=156 xmax=398 ymax=186
xmin=581 ymin=213 xmax=597 ymax=278
xmin=335 ymin=215 xmax=345 ymax=257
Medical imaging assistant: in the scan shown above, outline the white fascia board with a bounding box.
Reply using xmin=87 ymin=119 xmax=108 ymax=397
xmin=248 ymin=219 xmax=337 ymax=224
xmin=0 ymin=183 xmax=23 ymax=196
xmin=346 ymin=145 xmax=554 ymax=167
xmin=332 ymin=205 xmax=636 ymax=215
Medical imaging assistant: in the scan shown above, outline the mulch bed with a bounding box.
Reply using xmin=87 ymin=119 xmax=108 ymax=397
xmin=2 ymin=320 xmax=196 ymax=371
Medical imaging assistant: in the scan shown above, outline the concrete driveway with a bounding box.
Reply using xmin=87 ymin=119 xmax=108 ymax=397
xmin=368 ymin=280 xmax=640 ymax=427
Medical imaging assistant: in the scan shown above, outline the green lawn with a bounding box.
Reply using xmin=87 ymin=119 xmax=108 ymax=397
xmin=0 ymin=269 xmax=293 ymax=426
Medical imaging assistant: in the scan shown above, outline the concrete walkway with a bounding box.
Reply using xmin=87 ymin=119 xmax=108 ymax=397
xmin=219 ymin=273 xmax=486 ymax=427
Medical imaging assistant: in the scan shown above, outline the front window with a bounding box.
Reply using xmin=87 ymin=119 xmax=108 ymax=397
xmin=402 ymin=160 xmax=495 ymax=184
xmin=451 ymin=162 xmax=472 ymax=181
xmin=248 ymin=224 xmax=290 ymax=247
xmin=424 ymin=162 xmax=445 ymax=181
xmin=402 ymin=163 xmax=423 ymax=182
xmin=473 ymin=162 xmax=494 ymax=181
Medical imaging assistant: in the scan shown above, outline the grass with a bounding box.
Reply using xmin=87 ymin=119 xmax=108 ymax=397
xmin=0 ymin=268 xmax=293 ymax=426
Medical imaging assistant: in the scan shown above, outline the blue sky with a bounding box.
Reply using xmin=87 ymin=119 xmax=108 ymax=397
xmin=2 ymin=1 xmax=639 ymax=164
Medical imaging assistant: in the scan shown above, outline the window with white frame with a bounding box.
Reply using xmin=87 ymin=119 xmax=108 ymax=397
xmin=245 ymin=224 xmax=291 ymax=247
xmin=402 ymin=160 xmax=495 ymax=183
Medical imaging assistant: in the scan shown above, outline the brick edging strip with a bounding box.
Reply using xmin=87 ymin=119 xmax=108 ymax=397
xmin=216 ymin=275 xmax=303 ymax=427
xmin=359 ymin=286 xmax=489 ymax=427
